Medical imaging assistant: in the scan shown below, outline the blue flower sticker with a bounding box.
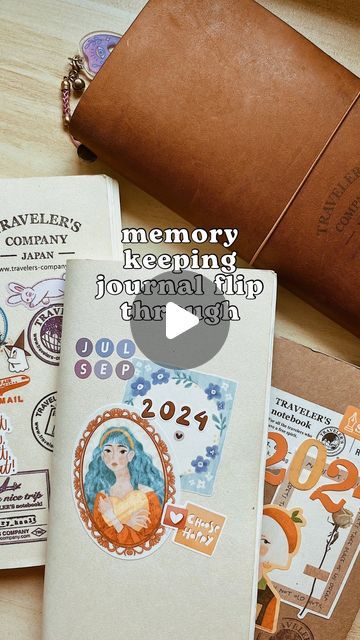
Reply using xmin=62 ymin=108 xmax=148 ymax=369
xmin=205 ymin=445 xmax=219 ymax=459
xmin=191 ymin=456 xmax=210 ymax=474
xmin=131 ymin=376 xmax=151 ymax=397
xmin=151 ymin=368 xmax=170 ymax=385
xmin=217 ymin=401 xmax=225 ymax=410
xmin=205 ymin=383 xmax=221 ymax=401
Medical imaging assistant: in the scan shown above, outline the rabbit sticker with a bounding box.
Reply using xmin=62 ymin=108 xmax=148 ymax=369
xmin=7 ymin=274 xmax=65 ymax=310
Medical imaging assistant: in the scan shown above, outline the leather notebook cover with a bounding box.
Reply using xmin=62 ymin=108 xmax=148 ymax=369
xmin=70 ymin=0 xmax=360 ymax=336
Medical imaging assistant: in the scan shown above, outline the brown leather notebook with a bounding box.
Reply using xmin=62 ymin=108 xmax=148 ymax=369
xmin=70 ymin=0 xmax=360 ymax=336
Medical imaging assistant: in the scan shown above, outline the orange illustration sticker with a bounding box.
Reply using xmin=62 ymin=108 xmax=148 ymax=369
xmin=338 ymin=406 xmax=360 ymax=441
xmin=173 ymin=502 xmax=226 ymax=557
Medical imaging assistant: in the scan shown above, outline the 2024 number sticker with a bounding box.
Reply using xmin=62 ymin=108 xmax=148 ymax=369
xmin=265 ymin=432 xmax=359 ymax=513
xmin=141 ymin=397 xmax=209 ymax=432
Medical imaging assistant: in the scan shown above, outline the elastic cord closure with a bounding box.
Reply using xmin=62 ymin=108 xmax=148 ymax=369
xmin=249 ymin=88 xmax=360 ymax=266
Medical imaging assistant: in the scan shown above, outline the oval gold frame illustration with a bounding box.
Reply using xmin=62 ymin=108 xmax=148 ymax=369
xmin=73 ymin=407 xmax=177 ymax=558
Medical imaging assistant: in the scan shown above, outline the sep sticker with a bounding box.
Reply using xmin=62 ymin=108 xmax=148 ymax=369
xmin=173 ymin=502 xmax=226 ymax=557
xmin=338 ymin=406 xmax=360 ymax=441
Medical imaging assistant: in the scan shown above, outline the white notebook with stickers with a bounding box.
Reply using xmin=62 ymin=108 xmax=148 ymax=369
xmin=43 ymin=259 xmax=276 ymax=640
xmin=0 ymin=176 xmax=121 ymax=569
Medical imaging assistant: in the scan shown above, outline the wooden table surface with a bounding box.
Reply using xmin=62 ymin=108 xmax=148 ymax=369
xmin=0 ymin=0 xmax=359 ymax=638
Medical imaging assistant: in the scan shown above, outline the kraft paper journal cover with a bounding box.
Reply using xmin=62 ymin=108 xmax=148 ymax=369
xmin=70 ymin=0 xmax=360 ymax=336
xmin=42 ymin=260 xmax=276 ymax=640
xmin=0 ymin=175 xmax=121 ymax=569
xmin=257 ymin=337 xmax=360 ymax=640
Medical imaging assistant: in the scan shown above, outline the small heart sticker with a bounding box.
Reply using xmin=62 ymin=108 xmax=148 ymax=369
xmin=170 ymin=511 xmax=184 ymax=525
xmin=162 ymin=504 xmax=188 ymax=530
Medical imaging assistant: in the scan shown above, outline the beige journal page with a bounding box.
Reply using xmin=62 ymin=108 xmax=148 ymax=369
xmin=43 ymin=259 xmax=276 ymax=640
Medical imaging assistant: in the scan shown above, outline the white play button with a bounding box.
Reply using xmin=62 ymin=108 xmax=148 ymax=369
xmin=165 ymin=302 xmax=199 ymax=340
xmin=131 ymin=270 xmax=230 ymax=369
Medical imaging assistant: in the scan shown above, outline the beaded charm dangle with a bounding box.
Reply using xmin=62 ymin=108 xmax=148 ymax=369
xmin=60 ymin=31 xmax=121 ymax=161
xmin=61 ymin=53 xmax=92 ymax=158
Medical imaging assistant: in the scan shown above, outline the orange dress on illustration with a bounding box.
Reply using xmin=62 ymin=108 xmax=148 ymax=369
xmin=93 ymin=488 xmax=162 ymax=545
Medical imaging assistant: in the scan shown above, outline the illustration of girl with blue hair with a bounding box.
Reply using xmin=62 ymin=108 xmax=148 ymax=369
xmin=84 ymin=425 xmax=165 ymax=546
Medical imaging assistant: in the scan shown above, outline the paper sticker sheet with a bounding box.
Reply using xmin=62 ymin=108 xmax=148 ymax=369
xmin=0 ymin=175 xmax=121 ymax=567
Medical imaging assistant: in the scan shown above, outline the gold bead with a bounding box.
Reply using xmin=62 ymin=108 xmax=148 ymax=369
xmin=61 ymin=78 xmax=70 ymax=91
xmin=72 ymin=77 xmax=85 ymax=92
xmin=63 ymin=113 xmax=71 ymax=126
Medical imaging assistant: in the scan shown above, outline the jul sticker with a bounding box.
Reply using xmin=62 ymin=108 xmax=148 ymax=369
xmin=28 ymin=304 xmax=63 ymax=365
xmin=173 ymin=502 xmax=226 ymax=557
